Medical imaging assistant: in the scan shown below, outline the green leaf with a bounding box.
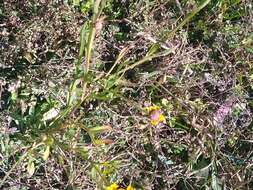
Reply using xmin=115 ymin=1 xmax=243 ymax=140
xmin=10 ymin=91 xmax=18 ymax=102
xmin=27 ymin=160 xmax=35 ymax=177
xmin=88 ymin=125 xmax=112 ymax=134
xmin=76 ymin=147 xmax=88 ymax=159
xmin=211 ymin=163 xmax=223 ymax=190
xmin=94 ymin=139 xmax=113 ymax=145
xmin=42 ymin=108 xmax=59 ymax=121
xmin=67 ymin=79 xmax=82 ymax=106
xmin=72 ymin=0 xmax=80 ymax=6
xmin=246 ymin=47 xmax=253 ymax=54
xmin=42 ymin=146 xmax=50 ymax=161
xmin=162 ymin=0 xmax=211 ymax=40
xmin=80 ymin=1 xmax=92 ymax=14
xmin=211 ymin=173 xmax=222 ymax=190
xmin=76 ymin=21 xmax=91 ymax=70
xmin=146 ymin=43 xmax=160 ymax=56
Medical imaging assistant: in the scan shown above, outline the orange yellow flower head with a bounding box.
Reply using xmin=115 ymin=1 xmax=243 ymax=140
xmin=105 ymin=183 xmax=134 ymax=190
xmin=106 ymin=183 xmax=118 ymax=190
xmin=145 ymin=105 xmax=166 ymax=126
xmin=126 ymin=185 xmax=134 ymax=190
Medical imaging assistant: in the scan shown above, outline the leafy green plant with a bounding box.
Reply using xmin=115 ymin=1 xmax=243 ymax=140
xmin=2 ymin=0 xmax=252 ymax=189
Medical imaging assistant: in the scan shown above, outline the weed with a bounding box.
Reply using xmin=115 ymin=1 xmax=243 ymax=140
xmin=0 ymin=0 xmax=253 ymax=189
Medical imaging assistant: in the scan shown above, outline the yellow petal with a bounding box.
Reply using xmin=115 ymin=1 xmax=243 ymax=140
xmin=151 ymin=119 xmax=159 ymax=126
xmin=106 ymin=183 xmax=118 ymax=190
xmin=158 ymin=114 xmax=166 ymax=122
xmin=127 ymin=185 xmax=134 ymax=190
xmin=145 ymin=105 xmax=160 ymax=112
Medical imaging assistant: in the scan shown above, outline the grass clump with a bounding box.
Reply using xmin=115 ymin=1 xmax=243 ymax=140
xmin=0 ymin=0 xmax=253 ymax=189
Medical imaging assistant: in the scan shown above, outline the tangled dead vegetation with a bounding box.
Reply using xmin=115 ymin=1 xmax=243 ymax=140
xmin=1 ymin=0 xmax=253 ymax=189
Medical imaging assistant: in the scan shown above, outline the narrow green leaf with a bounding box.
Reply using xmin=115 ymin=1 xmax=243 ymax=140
xmin=163 ymin=0 xmax=211 ymax=40
xmin=88 ymin=125 xmax=112 ymax=134
xmin=42 ymin=146 xmax=50 ymax=161
xmin=27 ymin=160 xmax=35 ymax=177
xmin=146 ymin=43 xmax=160 ymax=56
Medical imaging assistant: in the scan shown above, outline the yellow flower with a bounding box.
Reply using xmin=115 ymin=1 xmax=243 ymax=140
xmin=144 ymin=105 xmax=160 ymax=112
xmin=150 ymin=113 xmax=166 ymax=126
xmin=145 ymin=105 xmax=166 ymax=126
xmin=106 ymin=183 xmax=118 ymax=190
xmin=105 ymin=183 xmax=134 ymax=190
xmin=126 ymin=185 xmax=134 ymax=190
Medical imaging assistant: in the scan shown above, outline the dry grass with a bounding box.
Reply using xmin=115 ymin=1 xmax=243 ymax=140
xmin=1 ymin=0 xmax=253 ymax=189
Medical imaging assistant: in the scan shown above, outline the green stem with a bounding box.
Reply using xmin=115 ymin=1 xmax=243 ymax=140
xmin=163 ymin=0 xmax=211 ymax=40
